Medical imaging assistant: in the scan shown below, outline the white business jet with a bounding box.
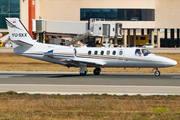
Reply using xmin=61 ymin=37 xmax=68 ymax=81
xmin=6 ymin=18 xmax=177 ymax=76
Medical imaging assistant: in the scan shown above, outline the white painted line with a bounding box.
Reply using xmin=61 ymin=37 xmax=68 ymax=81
xmin=0 ymin=75 xmax=25 ymax=78
xmin=171 ymin=76 xmax=180 ymax=79
xmin=0 ymin=84 xmax=180 ymax=94
xmin=0 ymin=71 xmax=79 ymax=74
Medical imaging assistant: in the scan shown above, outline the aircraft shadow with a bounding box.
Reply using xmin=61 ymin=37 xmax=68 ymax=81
xmin=47 ymin=74 xmax=95 ymax=78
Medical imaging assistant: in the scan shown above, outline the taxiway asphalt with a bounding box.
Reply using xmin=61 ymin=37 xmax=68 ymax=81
xmin=0 ymin=72 xmax=180 ymax=95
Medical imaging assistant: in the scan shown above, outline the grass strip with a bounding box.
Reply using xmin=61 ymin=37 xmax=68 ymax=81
xmin=0 ymin=91 xmax=180 ymax=119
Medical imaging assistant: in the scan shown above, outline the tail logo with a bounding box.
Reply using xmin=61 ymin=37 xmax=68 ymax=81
xmin=6 ymin=20 xmax=22 ymax=30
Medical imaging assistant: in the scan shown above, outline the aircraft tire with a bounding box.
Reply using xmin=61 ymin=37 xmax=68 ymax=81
xmin=93 ymin=69 xmax=100 ymax=75
xmin=80 ymin=68 xmax=88 ymax=76
xmin=0 ymin=40 xmax=3 ymax=47
xmin=80 ymin=73 xmax=86 ymax=76
xmin=154 ymin=70 xmax=160 ymax=76
xmin=85 ymin=69 xmax=88 ymax=74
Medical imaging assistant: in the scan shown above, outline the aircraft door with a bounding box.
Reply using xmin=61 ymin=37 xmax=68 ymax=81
xmin=117 ymin=49 xmax=126 ymax=67
xmin=118 ymin=49 xmax=124 ymax=60
xmin=74 ymin=48 xmax=77 ymax=58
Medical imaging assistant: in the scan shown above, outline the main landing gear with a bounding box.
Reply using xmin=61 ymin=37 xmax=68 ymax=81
xmin=79 ymin=64 xmax=88 ymax=76
xmin=154 ymin=68 xmax=160 ymax=76
xmin=79 ymin=64 xmax=101 ymax=76
xmin=93 ymin=67 xmax=101 ymax=75
xmin=80 ymin=69 xmax=88 ymax=76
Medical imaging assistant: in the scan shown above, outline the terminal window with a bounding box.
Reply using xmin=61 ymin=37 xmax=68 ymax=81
xmin=140 ymin=37 xmax=146 ymax=40
xmin=0 ymin=0 xmax=20 ymax=29
xmin=80 ymin=9 xmax=155 ymax=21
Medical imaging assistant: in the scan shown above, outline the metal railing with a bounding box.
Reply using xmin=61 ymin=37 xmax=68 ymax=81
xmin=67 ymin=30 xmax=92 ymax=46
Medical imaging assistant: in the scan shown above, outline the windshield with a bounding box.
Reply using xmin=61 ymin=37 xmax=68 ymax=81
xmin=135 ymin=49 xmax=152 ymax=57
xmin=141 ymin=49 xmax=152 ymax=56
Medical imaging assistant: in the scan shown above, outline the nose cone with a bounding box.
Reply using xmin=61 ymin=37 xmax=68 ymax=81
xmin=154 ymin=55 xmax=177 ymax=68
xmin=166 ymin=59 xmax=177 ymax=67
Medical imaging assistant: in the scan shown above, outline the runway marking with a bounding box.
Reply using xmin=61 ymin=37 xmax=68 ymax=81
xmin=0 ymin=75 xmax=25 ymax=78
xmin=0 ymin=84 xmax=180 ymax=95
xmin=171 ymin=76 xmax=180 ymax=79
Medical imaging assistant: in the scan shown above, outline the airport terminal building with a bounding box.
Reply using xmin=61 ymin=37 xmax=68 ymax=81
xmin=0 ymin=0 xmax=180 ymax=48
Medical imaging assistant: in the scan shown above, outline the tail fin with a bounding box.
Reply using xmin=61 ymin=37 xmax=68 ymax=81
xmin=6 ymin=18 xmax=37 ymax=54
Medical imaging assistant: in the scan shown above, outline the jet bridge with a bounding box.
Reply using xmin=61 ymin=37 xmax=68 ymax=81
xmin=32 ymin=18 xmax=122 ymax=46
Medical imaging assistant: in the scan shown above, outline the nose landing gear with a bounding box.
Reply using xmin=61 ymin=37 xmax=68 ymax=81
xmin=154 ymin=68 xmax=160 ymax=76
xmin=93 ymin=67 xmax=101 ymax=75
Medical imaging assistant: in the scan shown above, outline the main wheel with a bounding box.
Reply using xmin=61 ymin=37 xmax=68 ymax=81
xmin=154 ymin=70 xmax=160 ymax=76
xmin=80 ymin=72 xmax=86 ymax=76
xmin=93 ymin=68 xmax=101 ymax=75
xmin=79 ymin=68 xmax=88 ymax=76
xmin=85 ymin=68 xmax=88 ymax=74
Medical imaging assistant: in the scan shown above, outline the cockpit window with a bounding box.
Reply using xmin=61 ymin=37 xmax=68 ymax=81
xmin=135 ymin=49 xmax=152 ymax=56
xmin=141 ymin=49 xmax=152 ymax=56
xmin=135 ymin=49 xmax=142 ymax=56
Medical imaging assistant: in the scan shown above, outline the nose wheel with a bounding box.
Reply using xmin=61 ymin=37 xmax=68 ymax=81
xmin=154 ymin=68 xmax=160 ymax=76
xmin=93 ymin=67 xmax=101 ymax=75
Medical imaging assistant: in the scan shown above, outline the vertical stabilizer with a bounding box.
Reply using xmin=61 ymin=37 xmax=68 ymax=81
xmin=6 ymin=18 xmax=37 ymax=54
xmin=6 ymin=18 xmax=36 ymax=45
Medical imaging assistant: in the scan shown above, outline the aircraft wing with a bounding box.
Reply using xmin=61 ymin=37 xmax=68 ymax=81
xmin=64 ymin=58 xmax=106 ymax=67
xmin=43 ymin=50 xmax=106 ymax=67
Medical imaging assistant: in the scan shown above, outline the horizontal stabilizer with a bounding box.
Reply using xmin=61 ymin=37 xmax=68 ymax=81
xmin=12 ymin=40 xmax=33 ymax=46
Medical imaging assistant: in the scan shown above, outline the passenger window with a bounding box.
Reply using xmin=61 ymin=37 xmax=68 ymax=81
xmin=101 ymin=51 xmax=104 ymax=55
xmin=94 ymin=51 xmax=98 ymax=55
xmin=106 ymin=50 xmax=110 ymax=55
xmin=113 ymin=51 xmax=116 ymax=55
xmin=135 ymin=49 xmax=142 ymax=56
xmin=88 ymin=51 xmax=91 ymax=55
xmin=119 ymin=51 xmax=123 ymax=55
